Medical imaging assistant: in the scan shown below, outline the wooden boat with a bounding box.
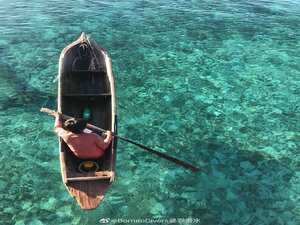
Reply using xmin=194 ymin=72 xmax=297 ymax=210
xmin=57 ymin=33 xmax=117 ymax=209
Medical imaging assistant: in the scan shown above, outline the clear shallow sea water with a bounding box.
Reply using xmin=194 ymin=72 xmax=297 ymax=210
xmin=0 ymin=0 xmax=299 ymax=224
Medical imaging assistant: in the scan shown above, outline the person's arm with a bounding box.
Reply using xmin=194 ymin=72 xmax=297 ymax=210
xmin=104 ymin=131 xmax=112 ymax=145
xmin=53 ymin=113 xmax=70 ymax=141
xmin=54 ymin=112 xmax=62 ymax=129
xmin=95 ymin=131 xmax=113 ymax=149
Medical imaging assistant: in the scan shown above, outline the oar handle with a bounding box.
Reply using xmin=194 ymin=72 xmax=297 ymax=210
xmin=40 ymin=107 xmax=55 ymax=115
xmin=40 ymin=107 xmax=112 ymax=134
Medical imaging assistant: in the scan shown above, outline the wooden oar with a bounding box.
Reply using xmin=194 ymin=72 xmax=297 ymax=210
xmin=40 ymin=107 xmax=200 ymax=173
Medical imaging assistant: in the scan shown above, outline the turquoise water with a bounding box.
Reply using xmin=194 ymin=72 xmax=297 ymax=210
xmin=0 ymin=0 xmax=299 ymax=224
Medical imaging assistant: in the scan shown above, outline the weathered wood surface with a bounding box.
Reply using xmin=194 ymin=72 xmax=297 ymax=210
xmin=58 ymin=32 xmax=117 ymax=210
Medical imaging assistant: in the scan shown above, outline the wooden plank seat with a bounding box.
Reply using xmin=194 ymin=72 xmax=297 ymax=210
xmin=71 ymin=70 xmax=106 ymax=75
xmin=62 ymin=93 xmax=111 ymax=97
xmin=67 ymin=171 xmax=114 ymax=182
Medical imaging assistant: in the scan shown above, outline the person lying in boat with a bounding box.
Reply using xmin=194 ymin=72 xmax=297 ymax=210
xmin=53 ymin=112 xmax=112 ymax=159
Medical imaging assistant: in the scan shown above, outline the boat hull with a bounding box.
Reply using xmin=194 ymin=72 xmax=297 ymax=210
xmin=57 ymin=33 xmax=117 ymax=209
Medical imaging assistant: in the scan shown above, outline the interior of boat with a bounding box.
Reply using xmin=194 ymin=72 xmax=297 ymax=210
xmin=59 ymin=42 xmax=113 ymax=178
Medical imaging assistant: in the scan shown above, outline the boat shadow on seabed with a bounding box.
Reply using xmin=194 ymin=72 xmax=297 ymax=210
xmin=0 ymin=64 xmax=56 ymax=111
